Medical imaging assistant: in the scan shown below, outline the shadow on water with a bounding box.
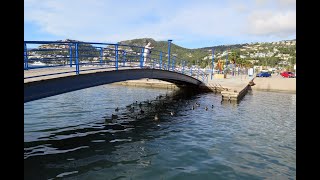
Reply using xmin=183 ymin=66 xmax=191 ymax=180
xmin=24 ymin=88 xmax=204 ymax=179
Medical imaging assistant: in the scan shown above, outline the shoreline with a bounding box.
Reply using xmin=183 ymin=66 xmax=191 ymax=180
xmin=111 ymin=79 xmax=179 ymax=90
xmin=249 ymin=88 xmax=296 ymax=94
xmin=111 ymin=77 xmax=296 ymax=94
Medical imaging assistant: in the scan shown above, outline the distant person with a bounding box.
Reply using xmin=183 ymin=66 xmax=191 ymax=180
xmin=217 ymin=59 xmax=223 ymax=73
xmin=143 ymin=41 xmax=154 ymax=67
xmin=248 ymin=68 xmax=254 ymax=77
xmin=122 ymin=50 xmax=127 ymax=66
xmin=231 ymin=58 xmax=236 ymax=76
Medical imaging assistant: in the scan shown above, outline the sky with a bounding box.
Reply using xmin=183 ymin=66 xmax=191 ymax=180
xmin=24 ymin=0 xmax=296 ymax=49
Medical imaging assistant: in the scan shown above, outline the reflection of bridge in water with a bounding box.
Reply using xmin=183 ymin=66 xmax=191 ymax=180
xmin=24 ymin=40 xmax=211 ymax=103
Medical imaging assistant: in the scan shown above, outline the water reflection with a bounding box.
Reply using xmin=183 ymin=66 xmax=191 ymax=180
xmin=25 ymin=87 xmax=205 ymax=179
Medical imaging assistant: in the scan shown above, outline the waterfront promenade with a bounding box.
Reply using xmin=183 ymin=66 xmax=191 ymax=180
xmin=117 ymin=74 xmax=296 ymax=92
xmin=252 ymin=75 xmax=296 ymax=92
xmin=115 ymin=74 xmax=296 ymax=101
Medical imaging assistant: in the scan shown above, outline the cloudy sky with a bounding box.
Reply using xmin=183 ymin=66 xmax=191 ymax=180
xmin=24 ymin=0 xmax=296 ymax=48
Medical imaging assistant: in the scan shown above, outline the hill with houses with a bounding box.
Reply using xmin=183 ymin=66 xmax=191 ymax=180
xmin=26 ymin=38 xmax=296 ymax=71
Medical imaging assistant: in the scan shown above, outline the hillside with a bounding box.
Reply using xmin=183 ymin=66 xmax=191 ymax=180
xmin=26 ymin=38 xmax=296 ymax=70
xmin=28 ymin=39 xmax=100 ymax=64
xmin=119 ymin=38 xmax=201 ymax=65
xmin=119 ymin=38 xmax=296 ymax=69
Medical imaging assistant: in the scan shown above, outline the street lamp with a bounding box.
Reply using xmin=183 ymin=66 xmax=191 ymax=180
xmin=211 ymin=48 xmax=214 ymax=80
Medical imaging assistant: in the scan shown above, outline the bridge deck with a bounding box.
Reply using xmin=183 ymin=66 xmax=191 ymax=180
xmin=24 ymin=64 xmax=254 ymax=102
xmin=24 ymin=66 xmax=202 ymax=103
xmin=24 ymin=65 xmax=140 ymax=83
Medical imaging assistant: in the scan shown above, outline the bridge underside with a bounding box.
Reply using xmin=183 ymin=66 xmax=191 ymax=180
xmin=24 ymin=69 xmax=202 ymax=103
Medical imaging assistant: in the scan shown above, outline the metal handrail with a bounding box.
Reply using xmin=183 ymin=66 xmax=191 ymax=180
xmin=24 ymin=40 xmax=209 ymax=83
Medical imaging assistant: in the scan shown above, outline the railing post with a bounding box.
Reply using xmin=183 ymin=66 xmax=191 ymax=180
xmin=24 ymin=42 xmax=29 ymax=70
xmin=69 ymin=43 xmax=73 ymax=67
xmin=100 ymin=47 xmax=103 ymax=66
xmin=197 ymin=67 xmax=199 ymax=79
xmin=211 ymin=48 xmax=214 ymax=80
xmin=122 ymin=50 xmax=126 ymax=67
xmin=159 ymin=51 xmax=162 ymax=69
xmin=152 ymin=57 xmax=155 ymax=69
xmin=171 ymin=56 xmax=175 ymax=71
xmin=115 ymin=44 xmax=118 ymax=70
xmin=75 ymin=43 xmax=79 ymax=75
xmin=167 ymin=40 xmax=172 ymax=70
xmin=182 ymin=61 xmax=185 ymax=74
xmin=140 ymin=48 xmax=144 ymax=68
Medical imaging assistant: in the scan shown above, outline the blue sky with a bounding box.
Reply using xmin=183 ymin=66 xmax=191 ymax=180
xmin=24 ymin=0 xmax=296 ymax=49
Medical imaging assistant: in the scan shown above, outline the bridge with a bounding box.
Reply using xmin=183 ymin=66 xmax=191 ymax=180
xmin=24 ymin=40 xmax=210 ymax=103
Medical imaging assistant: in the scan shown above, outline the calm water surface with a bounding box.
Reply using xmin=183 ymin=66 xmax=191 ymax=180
xmin=24 ymin=84 xmax=296 ymax=180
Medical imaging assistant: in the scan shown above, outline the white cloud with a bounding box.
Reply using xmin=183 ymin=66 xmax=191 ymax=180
xmin=255 ymin=0 xmax=268 ymax=6
xmin=246 ymin=10 xmax=296 ymax=37
xmin=278 ymin=0 xmax=296 ymax=6
xmin=232 ymin=4 xmax=248 ymax=13
xmin=24 ymin=0 xmax=177 ymax=42
xmin=255 ymin=0 xmax=296 ymax=7
xmin=24 ymin=0 xmax=296 ymax=46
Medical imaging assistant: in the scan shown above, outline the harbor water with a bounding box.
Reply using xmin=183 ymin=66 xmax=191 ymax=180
xmin=24 ymin=84 xmax=296 ymax=179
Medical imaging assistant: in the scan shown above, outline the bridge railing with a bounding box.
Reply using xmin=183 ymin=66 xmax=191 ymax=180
xmin=24 ymin=41 xmax=209 ymax=83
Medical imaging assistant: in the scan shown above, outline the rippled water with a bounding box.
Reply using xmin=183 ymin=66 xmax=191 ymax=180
xmin=24 ymin=84 xmax=296 ymax=180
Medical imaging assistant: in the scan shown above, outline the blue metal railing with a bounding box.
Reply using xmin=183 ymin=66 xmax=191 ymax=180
xmin=24 ymin=40 xmax=209 ymax=83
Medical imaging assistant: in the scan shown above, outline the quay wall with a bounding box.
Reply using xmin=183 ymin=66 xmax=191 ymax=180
xmin=252 ymin=76 xmax=296 ymax=92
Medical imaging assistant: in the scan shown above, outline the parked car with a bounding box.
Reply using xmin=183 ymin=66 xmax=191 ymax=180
xmin=256 ymin=72 xmax=271 ymax=77
xmin=280 ymin=71 xmax=295 ymax=78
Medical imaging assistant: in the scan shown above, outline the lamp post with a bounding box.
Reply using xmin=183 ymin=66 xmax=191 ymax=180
xmin=211 ymin=48 xmax=214 ymax=80
xmin=225 ymin=48 xmax=229 ymax=74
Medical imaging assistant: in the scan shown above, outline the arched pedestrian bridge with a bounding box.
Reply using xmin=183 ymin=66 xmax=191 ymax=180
xmin=24 ymin=40 xmax=210 ymax=103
